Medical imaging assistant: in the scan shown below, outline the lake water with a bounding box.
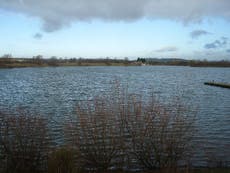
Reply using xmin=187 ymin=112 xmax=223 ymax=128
xmin=0 ymin=66 xmax=229 ymax=167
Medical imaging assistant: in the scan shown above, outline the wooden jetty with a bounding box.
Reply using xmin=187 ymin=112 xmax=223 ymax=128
xmin=204 ymin=82 xmax=230 ymax=89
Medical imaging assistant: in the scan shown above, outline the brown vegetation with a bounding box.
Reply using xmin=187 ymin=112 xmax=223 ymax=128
xmin=125 ymin=95 xmax=195 ymax=170
xmin=48 ymin=148 xmax=76 ymax=173
xmin=66 ymin=85 xmax=196 ymax=172
xmin=0 ymin=84 xmax=228 ymax=173
xmin=66 ymin=97 xmax=124 ymax=171
xmin=0 ymin=110 xmax=49 ymax=173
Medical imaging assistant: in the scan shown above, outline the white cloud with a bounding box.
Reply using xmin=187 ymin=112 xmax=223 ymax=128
xmin=0 ymin=0 xmax=230 ymax=32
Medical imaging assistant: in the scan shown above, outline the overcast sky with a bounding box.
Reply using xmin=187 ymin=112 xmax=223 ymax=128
xmin=0 ymin=0 xmax=230 ymax=60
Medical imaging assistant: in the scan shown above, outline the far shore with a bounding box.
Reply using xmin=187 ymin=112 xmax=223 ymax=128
xmin=0 ymin=57 xmax=230 ymax=68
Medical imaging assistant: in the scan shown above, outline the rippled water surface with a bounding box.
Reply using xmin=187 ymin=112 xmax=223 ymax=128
xmin=0 ymin=66 xmax=229 ymax=166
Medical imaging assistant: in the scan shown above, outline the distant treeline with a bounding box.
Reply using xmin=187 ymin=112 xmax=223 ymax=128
xmin=137 ymin=58 xmax=230 ymax=67
xmin=0 ymin=54 xmax=230 ymax=68
xmin=0 ymin=55 xmax=138 ymax=68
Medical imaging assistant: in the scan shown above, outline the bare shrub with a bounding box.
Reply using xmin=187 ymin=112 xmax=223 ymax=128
xmin=68 ymin=97 xmax=124 ymax=171
xmin=66 ymin=83 xmax=196 ymax=171
xmin=125 ymin=95 xmax=196 ymax=170
xmin=0 ymin=110 xmax=49 ymax=173
xmin=48 ymin=147 xmax=76 ymax=173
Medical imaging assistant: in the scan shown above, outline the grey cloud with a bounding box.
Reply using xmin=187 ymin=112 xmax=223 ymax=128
xmin=190 ymin=30 xmax=210 ymax=39
xmin=43 ymin=21 xmax=62 ymax=33
xmin=155 ymin=46 xmax=178 ymax=53
xmin=221 ymin=37 xmax=228 ymax=45
xmin=204 ymin=37 xmax=228 ymax=49
xmin=227 ymin=49 xmax=230 ymax=53
xmin=34 ymin=33 xmax=43 ymax=39
xmin=1 ymin=0 xmax=230 ymax=32
xmin=205 ymin=43 xmax=217 ymax=49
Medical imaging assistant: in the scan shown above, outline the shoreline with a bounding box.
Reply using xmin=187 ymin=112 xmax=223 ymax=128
xmin=1 ymin=58 xmax=230 ymax=68
xmin=1 ymin=63 xmax=230 ymax=69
